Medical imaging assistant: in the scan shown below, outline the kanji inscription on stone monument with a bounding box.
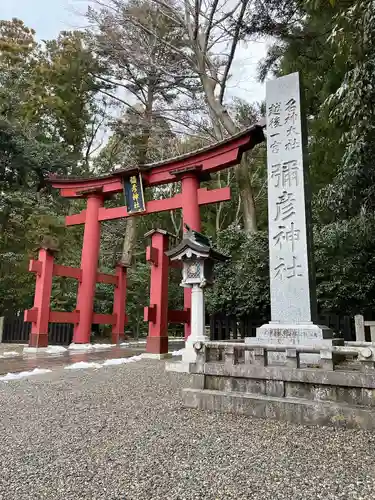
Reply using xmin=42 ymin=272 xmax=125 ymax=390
xmin=266 ymin=72 xmax=314 ymax=324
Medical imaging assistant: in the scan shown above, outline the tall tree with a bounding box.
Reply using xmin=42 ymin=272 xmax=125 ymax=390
xmin=88 ymin=0 xmax=198 ymax=265
xmin=87 ymin=0 xmax=264 ymax=233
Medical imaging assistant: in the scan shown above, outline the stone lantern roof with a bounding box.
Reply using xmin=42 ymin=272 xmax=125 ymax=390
xmin=165 ymin=224 xmax=229 ymax=262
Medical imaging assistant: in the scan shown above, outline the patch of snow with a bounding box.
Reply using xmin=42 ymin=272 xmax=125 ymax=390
xmin=64 ymin=361 xmax=102 ymax=370
xmin=102 ymin=355 xmax=142 ymax=366
xmin=1 ymin=351 xmax=20 ymax=358
xmin=68 ymin=343 xmax=117 ymax=351
xmin=45 ymin=345 xmax=67 ymax=354
xmin=0 ymin=368 xmax=52 ymax=382
xmin=170 ymin=349 xmax=184 ymax=356
xmin=120 ymin=342 xmax=130 ymax=346
xmin=92 ymin=344 xmax=116 ymax=349
xmin=68 ymin=343 xmax=93 ymax=351
xmin=23 ymin=347 xmax=40 ymax=354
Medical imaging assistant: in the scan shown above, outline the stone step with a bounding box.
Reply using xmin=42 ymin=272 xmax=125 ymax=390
xmin=183 ymin=388 xmax=375 ymax=430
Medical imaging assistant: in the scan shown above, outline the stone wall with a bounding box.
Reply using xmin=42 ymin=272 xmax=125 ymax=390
xmin=182 ymin=342 xmax=375 ymax=430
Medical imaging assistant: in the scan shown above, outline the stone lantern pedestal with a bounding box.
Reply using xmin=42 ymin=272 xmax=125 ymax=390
xmin=165 ymin=225 xmax=229 ymax=372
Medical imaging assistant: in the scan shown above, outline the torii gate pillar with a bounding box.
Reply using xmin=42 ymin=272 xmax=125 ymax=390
xmin=180 ymin=172 xmax=202 ymax=339
xmin=73 ymin=192 xmax=103 ymax=344
xmin=144 ymin=230 xmax=171 ymax=356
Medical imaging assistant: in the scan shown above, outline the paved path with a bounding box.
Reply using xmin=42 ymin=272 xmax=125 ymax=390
xmin=0 ymin=360 xmax=374 ymax=500
xmin=0 ymin=346 xmax=144 ymax=375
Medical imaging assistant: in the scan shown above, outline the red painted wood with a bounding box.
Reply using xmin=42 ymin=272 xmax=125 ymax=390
xmin=24 ymin=308 xmax=38 ymax=323
xmin=98 ymin=193 xmax=183 ymax=222
xmin=29 ymin=260 xmax=42 ymax=274
xmin=53 ymin=264 xmax=82 ymax=280
xmin=65 ymin=187 xmax=230 ymax=227
xmin=145 ymin=232 xmax=170 ymax=354
xmin=144 ymin=305 xmax=156 ymax=323
xmin=112 ymin=265 xmax=128 ymax=344
xmin=59 ymin=179 xmax=123 ymax=197
xmin=146 ymin=336 xmax=168 ymax=355
xmin=198 ymin=186 xmax=231 ymax=205
xmin=168 ymin=310 xmax=190 ymax=324
xmin=73 ymin=194 xmax=104 ymax=344
xmin=65 ymin=188 xmax=230 ymax=226
xmin=49 ymin=311 xmax=80 ymax=323
xmin=66 ymin=211 xmax=86 ymax=225
xmin=181 ymin=173 xmax=201 ymax=340
xmin=96 ymin=272 xmax=118 ymax=285
xmin=146 ymin=148 xmax=240 ymax=187
xmin=52 ymin=131 xmax=254 ymax=196
xmin=92 ymin=313 xmax=116 ymax=324
xmin=146 ymin=246 xmax=159 ymax=266
xmin=27 ymin=248 xmax=54 ymax=348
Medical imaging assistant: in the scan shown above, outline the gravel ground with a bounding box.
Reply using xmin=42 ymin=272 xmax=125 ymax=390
xmin=0 ymin=360 xmax=374 ymax=500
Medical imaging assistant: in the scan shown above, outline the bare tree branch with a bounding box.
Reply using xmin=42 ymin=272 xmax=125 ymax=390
xmin=219 ymin=0 xmax=249 ymax=104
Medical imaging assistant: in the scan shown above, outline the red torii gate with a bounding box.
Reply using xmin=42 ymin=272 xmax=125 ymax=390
xmin=25 ymin=124 xmax=265 ymax=353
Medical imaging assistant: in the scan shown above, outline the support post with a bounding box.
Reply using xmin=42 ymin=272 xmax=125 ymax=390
xmin=0 ymin=316 xmax=4 ymax=344
xmin=73 ymin=193 xmax=103 ymax=344
xmin=112 ymin=264 xmax=128 ymax=344
xmin=181 ymin=173 xmax=201 ymax=340
xmin=145 ymin=231 xmax=170 ymax=356
xmin=355 ymin=315 xmax=365 ymax=342
xmin=27 ymin=248 xmax=54 ymax=348
xmin=183 ymin=284 xmax=207 ymax=364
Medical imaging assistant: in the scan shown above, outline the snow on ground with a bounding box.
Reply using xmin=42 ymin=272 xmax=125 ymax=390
xmin=0 ymin=368 xmax=52 ymax=382
xmin=92 ymin=343 xmax=116 ymax=349
xmin=64 ymin=355 xmax=143 ymax=370
xmin=0 ymin=351 xmax=21 ymax=358
xmin=170 ymin=349 xmax=184 ymax=356
xmin=64 ymin=361 xmax=102 ymax=370
xmin=102 ymin=355 xmax=142 ymax=366
xmin=45 ymin=345 xmax=67 ymax=354
xmin=68 ymin=343 xmax=116 ymax=351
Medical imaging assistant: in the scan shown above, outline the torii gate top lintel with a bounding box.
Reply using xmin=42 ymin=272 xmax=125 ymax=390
xmin=50 ymin=123 xmax=265 ymax=199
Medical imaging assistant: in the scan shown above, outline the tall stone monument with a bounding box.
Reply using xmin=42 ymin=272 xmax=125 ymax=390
xmin=254 ymin=72 xmax=338 ymax=353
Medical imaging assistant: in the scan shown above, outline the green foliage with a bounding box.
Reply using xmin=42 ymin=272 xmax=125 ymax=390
xmin=319 ymin=2 xmax=375 ymax=219
xmin=314 ymin=215 xmax=375 ymax=315
xmin=206 ymin=226 xmax=269 ymax=317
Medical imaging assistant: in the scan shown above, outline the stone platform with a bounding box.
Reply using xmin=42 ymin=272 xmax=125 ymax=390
xmin=249 ymin=323 xmax=342 ymax=364
xmin=183 ymin=341 xmax=375 ymax=430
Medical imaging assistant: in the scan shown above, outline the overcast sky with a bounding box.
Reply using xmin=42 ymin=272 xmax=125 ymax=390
xmin=0 ymin=0 xmax=267 ymax=104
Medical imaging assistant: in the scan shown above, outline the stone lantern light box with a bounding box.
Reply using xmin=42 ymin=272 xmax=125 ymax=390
xmin=167 ymin=224 xmax=229 ymax=288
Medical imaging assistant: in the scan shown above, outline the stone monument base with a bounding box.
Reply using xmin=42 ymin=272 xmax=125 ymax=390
xmin=247 ymin=323 xmax=343 ymax=364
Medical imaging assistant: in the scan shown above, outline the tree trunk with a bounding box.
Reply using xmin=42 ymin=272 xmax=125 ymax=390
xmin=201 ymin=74 xmax=258 ymax=233
xmin=119 ymin=85 xmax=154 ymax=266
xmin=235 ymin=157 xmax=257 ymax=233
xmin=120 ymin=216 xmax=138 ymax=266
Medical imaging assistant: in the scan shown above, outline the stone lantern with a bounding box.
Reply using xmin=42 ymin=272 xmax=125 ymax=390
xmin=166 ymin=224 xmax=229 ymax=365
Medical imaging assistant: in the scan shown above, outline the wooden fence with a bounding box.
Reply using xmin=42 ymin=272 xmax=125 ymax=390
xmin=354 ymin=315 xmax=375 ymax=342
xmin=1 ymin=316 xmax=73 ymax=345
xmin=209 ymin=313 xmax=355 ymax=342
xmin=0 ymin=311 xmax=359 ymax=345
